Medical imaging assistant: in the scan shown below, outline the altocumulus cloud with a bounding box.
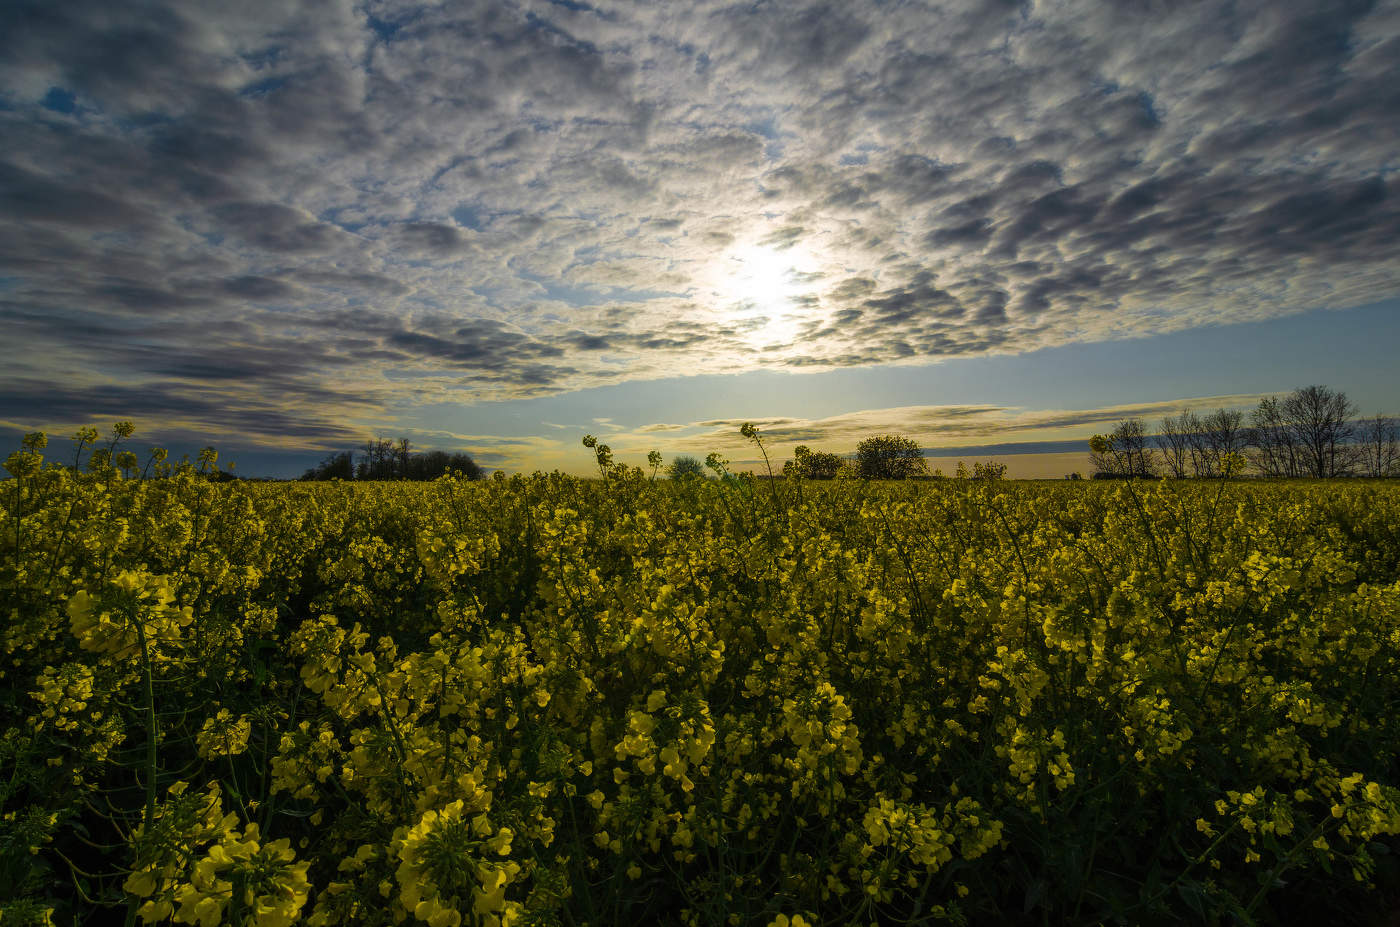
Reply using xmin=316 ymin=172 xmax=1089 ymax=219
xmin=1 ymin=0 xmax=1399 ymax=446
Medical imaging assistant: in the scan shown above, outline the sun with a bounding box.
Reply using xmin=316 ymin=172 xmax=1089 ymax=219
xmin=717 ymin=245 xmax=811 ymax=347
xmin=737 ymin=246 xmax=792 ymax=308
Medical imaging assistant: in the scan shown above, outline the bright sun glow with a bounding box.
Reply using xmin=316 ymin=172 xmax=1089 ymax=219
xmin=717 ymin=245 xmax=811 ymax=347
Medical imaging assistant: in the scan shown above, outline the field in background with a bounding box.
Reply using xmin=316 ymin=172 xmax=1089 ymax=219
xmin=3 ymin=445 xmax=1400 ymax=925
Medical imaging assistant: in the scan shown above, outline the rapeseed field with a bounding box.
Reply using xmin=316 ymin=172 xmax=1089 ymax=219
xmin=3 ymin=428 xmax=1398 ymax=925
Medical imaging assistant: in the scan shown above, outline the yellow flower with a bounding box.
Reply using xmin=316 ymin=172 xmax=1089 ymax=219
xmin=196 ymin=709 xmax=253 ymax=759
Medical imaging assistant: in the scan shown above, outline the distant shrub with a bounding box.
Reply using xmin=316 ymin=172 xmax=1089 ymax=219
xmin=855 ymin=434 xmax=926 ymax=480
xmin=667 ymin=455 xmax=707 ymax=480
xmin=783 ymin=445 xmax=846 ymax=480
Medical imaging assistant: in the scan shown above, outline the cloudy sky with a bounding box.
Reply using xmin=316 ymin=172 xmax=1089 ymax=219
xmin=2 ymin=0 xmax=1398 ymax=476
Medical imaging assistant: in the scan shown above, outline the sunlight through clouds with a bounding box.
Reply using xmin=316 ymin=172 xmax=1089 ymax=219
xmin=712 ymin=243 xmax=820 ymax=349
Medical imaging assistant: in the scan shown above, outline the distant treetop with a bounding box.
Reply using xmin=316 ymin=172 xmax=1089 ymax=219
xmin=301 ymin=438 xmax=482 ymax=481
xmin=855 ymin=434 xmax=927 ymax=480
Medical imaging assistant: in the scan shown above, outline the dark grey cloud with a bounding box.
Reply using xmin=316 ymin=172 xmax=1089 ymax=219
xmin=393 ymin=222 xmax=471 ymax=256
xmin=294 ymin=270 xmax=412 ymax=296
xmin=0 ymin=378 xmax=366 ymax=446
xmin=212 ymin=202 xmax=354 ymax=254
xmin=2 ymin=0 xmax=1399 ymax=443
xmin=1 ymin=3 xmax=223 ymax=107
xmin=217 ymin=275 xmax=302 ymax=302
xmin=863 ymin=276 xmax=963 ymax=325
xmin=0 ymin=159 xmax=153 ymax=228
xmin=387 ymin=319 xmax=566 ymax=366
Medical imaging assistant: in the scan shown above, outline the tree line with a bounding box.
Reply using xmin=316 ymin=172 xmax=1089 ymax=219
xmin=300 ymin=438 xmax=483 ymax=481
xmin=689 ymin=435 xmax=935 ymax=481
xmin=663 ymin=434 xmax=1003 ymax=482
xmin=1090 ymin=385 xmax=1399 ymax=479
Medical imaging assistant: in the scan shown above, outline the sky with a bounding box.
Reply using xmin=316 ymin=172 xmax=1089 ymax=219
xmin=1 ymin=0 xmax=1398 ymax=478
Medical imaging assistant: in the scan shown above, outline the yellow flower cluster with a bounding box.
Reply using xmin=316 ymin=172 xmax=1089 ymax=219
xmin=67 ymin=569 xmax=193 ymax=663
xmin=393 ymin=798 xmax=521 ymax=927
xmin=196 ymin=709 xmax=253 ymax=760
xmin=123 ymin=782 xmax=310 ymax=927
xmin=174 ymin=823 xmax=310 ymax=927
xmin=30 ymin=662 xmax=95 ymax=733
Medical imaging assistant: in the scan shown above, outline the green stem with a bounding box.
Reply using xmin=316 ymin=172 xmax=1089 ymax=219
xmin=11 ymin=471 xmax=22 ymax=624
xmin=125 ymin=612 xmax=158 ymax=927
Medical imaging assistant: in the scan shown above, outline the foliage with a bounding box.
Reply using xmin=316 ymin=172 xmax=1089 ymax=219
xmin=854 ymin=434 xmax=927 ymax=480
xmin=302 ymin=451 xmax=355 ymax=481
xmin=302 ymin=441 xmax=483 ymax=482
xmin=955 ymin=460 xmax=1007 ymax=481
xmin=3 ymin=425 xmax=1400 ymax=925
xmin=783 ymin=446 xmax=847 ymax=481
xmin=667 ymin=455 xmax=707 ymax=480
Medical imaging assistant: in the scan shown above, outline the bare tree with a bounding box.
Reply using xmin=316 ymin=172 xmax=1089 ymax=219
xmin=357 ymin=437 xmax=396 ymax=479
xmin=1122 ymin=417 xmax=1156 ymax=478
xmin=1249 ymin=396 xmax=1299 ymax=478
xmin=1281 ymin=385 xmax=1359 ymax=477
xmin=1157 ymin=414 xmax=1191 ymax=479
xmin=1090 ymin=418 xmax=1156 ymax=478
xmin=1197 ymin=409 xmax=1247 ymax=478
xmin=1359 ymin=414 xmax=1400 ymax=477
xmin=1180 ymin=411 xmax=1212 ymax=477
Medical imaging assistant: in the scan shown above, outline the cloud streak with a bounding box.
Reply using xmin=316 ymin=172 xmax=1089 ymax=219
xmin=1 ymin=0 xmax=1398 ymax=447
xmin=595 ymin=393 xmax=1274 ymax=470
